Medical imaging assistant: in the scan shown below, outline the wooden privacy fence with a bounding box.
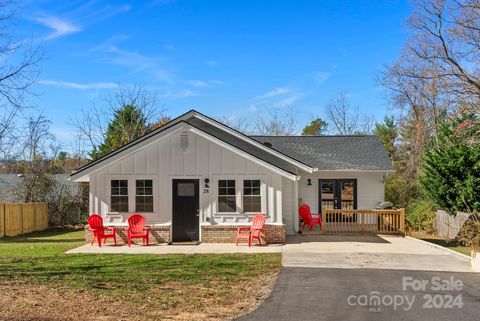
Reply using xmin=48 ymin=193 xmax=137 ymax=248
xmin=321 ymin=208 xmax=405 ymax=235
xmin=0 ymin=202 xmax=48 ymax=237
xmin=435 ymin=210 xmax=471 ymax=239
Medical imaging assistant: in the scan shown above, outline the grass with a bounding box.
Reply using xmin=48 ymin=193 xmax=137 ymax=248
xmin=410 ymin=231 xmax=471 ymax=256
xmin=0 ymin=230 xmax=281 ymax=320
xmin=422 ymin=238 xmax=471 ymax=256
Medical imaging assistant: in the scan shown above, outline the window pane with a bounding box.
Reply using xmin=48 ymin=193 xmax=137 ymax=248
xmin=244 ymin=197 xmax=261 ymax=212
xmin=145 ymin=187 xmax=153 ymax=195
xmin=111 ymin=195 xmax=128 ymax=212
xmin=218 ymin=180 xmax=236 ymax=212
xmin=136 ymin=196 xmax=153 ymax=212
xmin=219 ymin=196 xmax=236 ymax=212
xmin=178 ymin=183 xmax=195 ymax=196
xmin=111 ymin=180 xmax=128 ymax=195
xmin=321 ymin=182 xmax=334 ymax=200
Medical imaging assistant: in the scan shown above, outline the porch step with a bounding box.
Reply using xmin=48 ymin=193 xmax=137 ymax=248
xmin=170 ymin=241 xmax=201 ymax=246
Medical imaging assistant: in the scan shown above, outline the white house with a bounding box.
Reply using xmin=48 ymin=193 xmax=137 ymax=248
xmin=70 ymin=110 xmax=394 ymax=243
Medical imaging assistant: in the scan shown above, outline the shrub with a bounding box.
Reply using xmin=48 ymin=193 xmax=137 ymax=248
xmin=406 ymin=199 xmax=437 ymax=233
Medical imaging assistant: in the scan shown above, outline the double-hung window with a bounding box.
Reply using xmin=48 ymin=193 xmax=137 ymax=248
xmin=218 ymin=180 xmax=236 ymax=212
xmin=136 ymin=179 xmax=153 ymax=212
xmin=111 ymin=180 xmax=129 ymax=212
xmin=243 ymin=180 xmax=261 ymax=212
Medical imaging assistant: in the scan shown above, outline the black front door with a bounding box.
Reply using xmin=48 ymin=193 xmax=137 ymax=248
xmin=319 ymin=179 xmax=357 ymax=211
xmin=172 ymin=179 xmax=199 ymax=242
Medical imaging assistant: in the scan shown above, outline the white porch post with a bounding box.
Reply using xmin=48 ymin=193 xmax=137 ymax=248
xmin=293 ymin=176 xmax=299 ymax=233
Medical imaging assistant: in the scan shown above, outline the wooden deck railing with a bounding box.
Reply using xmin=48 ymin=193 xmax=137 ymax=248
xmin=321 ymin=208 xmax=405 ymax=235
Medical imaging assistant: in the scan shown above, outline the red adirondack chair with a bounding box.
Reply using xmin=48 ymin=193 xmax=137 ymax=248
xmin=236 ymin=214 xmax=266 ymax=247
xmin=87 ymin=214 xmax=117 ymax=247
xmin=127 ymin=214 xmax=151 ymax=247
xmin=299 ymin=204 xmax=322 ymax=232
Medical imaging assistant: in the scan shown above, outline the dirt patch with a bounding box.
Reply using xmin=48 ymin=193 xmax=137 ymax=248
xmin=0 ymin=273 xmax=278 ymax=321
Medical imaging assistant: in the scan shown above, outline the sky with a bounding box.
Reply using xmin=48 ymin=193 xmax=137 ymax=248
xmin=14 ymin=0 xmax=412 ymax=152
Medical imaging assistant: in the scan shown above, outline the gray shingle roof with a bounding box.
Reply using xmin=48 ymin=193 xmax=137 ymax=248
xmin=185 ymin=117 xmax=302 ymax=174
xmin=250 ymin=135 xmax=394 ymax=171
xmin=71 ymin=110 xmax=393 ymax=179
xmin=0 ymin=174 xmax=79 ymax=202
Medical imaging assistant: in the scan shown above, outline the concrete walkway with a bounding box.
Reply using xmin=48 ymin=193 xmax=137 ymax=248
xmin=66 ymin=242 xmax=282 ymax=254
xmin=282 ymin=235 xmax=472 ymax=272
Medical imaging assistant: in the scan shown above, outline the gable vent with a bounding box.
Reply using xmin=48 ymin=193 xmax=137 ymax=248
xmin=180 ymin=133 xmax=189 ymax=151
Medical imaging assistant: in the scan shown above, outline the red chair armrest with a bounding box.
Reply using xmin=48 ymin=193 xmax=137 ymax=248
xmin=145 ymin=226 xmax=151 ymax=232
xmin=237 ymin=226 xmax=251 ymax=232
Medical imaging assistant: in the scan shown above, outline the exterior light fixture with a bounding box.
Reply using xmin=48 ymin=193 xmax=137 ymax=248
xmin=204 ymin=178 xmax=210 ymax=188
xmin=307 ymin=179 xmax=312 ymax=186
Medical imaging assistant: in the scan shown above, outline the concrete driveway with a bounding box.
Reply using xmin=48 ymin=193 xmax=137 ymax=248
xmin=282 ymin=235 xmax=472 ymax=272
xmin=237 ymin=235 xmax=480 ymax=321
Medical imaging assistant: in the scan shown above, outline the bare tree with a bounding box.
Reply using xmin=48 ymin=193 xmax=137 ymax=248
xmin=0 ymin=1 xmax=42 ymax=158
xmin=217 ymin=116 xmax=251 ymax=134
xmin=324 ymin=91 xmax=360 ymax=135
xmin=17 ymin=115 xmax=57 ymax=203
xmin=401 ymin=0 xmax=480 ymax=104
xmin=72 ymin=85 xmax=168 ymax=157
xmin=255 ymin=108 xmax=297 ymax=135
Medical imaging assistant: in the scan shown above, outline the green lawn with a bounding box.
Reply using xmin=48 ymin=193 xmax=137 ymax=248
xmin=0 ymin=230 xmax=281 ymax=320
xmin=421 ymin=238 xmax=471 ymax=256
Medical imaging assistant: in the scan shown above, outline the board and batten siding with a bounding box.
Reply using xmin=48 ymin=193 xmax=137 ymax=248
xmin=89 ymin=124 xmax=285 ymax=226
xmin=281 ymin=171 xmax=386 ymax=235
xmin=281 ymin=177 xmax=296 ymax=235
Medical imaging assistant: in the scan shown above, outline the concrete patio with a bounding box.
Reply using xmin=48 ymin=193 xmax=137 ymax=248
xmin=66 ymin=242 xmax=282 ymax=254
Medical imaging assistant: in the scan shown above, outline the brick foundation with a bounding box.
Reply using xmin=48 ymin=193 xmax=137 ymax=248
xmin=201 ymin=224 xmax=286 ymax=243
xmin=85 ymin=224 xmax=286 ymax=244
xmin=85 ymin=226 xmax=170 ymax=245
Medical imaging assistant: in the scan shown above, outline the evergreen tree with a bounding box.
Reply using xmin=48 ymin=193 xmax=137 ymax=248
xmin=373 ymin=116 xmax=397 ymax=159
xmin=301 ymin=118 xmax=328 ymax=136
xmin=91 ymin=105 xmax=148 ymax=159
xmin=420 ymin=113 xmax=480 ymax=213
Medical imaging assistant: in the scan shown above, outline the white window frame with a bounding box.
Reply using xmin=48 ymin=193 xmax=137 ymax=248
xmin=213 ymin=176 xmax=266 ymax=215
xmin=135 ymin=179 xmax=154 ymax=213
xmin=109 ymin=178 xmax=130 ymax=214
xmin=106 ymin=175 xmax=157 ymax=215
xmin=242 ymin=179 xmax=262 ymax=214
xmin=216 ymin=179 xmax=238 ymax=213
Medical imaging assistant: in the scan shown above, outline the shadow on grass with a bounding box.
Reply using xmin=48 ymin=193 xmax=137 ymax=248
xmin=0 ymin=230 xmax=84 ymax=244
xmin=419 ymin=237 xmax=471 ymax=255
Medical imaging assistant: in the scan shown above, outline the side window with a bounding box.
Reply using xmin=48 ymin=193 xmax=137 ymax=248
xmin=218 ymin=180 xmax=236 ymax=212
xmin=136 ymin=180 xmax=153 ymax=212
xmin=111 ymin=180 xmax=128 ymax=212
xmin=243 ymin=180 xmax=261 ymax=212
